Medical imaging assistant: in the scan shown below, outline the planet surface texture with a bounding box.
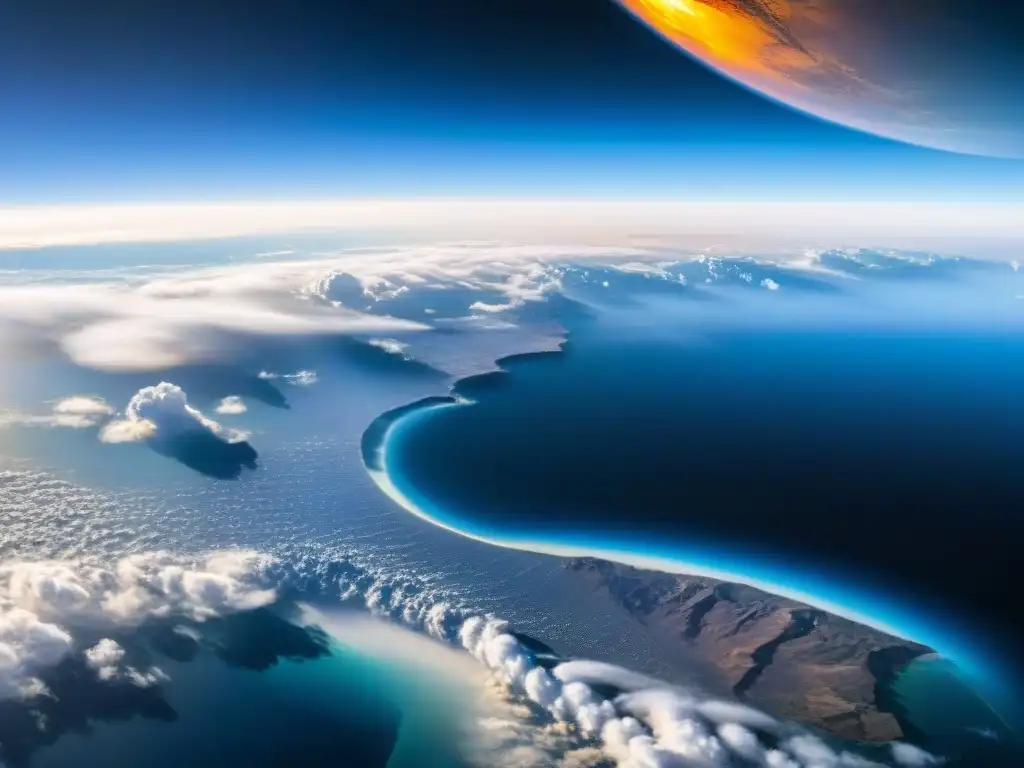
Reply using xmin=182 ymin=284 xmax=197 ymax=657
xmin=617 ymin=0 xmax=1024 ymax=156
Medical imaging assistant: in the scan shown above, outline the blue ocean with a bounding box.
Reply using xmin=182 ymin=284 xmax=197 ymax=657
xmin=23 ymin=610 xmax=470 ymax=768
xmin=369 ymin=272 xmax=1024 ymax=757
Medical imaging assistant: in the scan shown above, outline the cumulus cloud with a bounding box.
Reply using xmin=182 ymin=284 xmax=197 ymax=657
xmin=0 ymin=551 xmax=272 ymax=702
xmin=445 ymin=613 xmax=940 ymax=768
xmin=100 ymin=382 xmax=248 ymax=446
xmin=84 ymin=638 xmax=126 ymax=681
xmin=761 ymin=278 xmax=780 ymax=291
xmin=82 ymin=637 xmax=172 ymax=689
xmin=214 ymin=396 xmax=248 ymax=415
xmin=0 ymin=607 xmax=74 ymax=699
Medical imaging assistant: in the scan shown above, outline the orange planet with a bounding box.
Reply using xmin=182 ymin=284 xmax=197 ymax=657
xmin=617 ymin=0 xmax=1024 ymax=157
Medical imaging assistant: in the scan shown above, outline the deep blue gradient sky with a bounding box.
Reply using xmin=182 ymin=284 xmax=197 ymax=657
xmin=1 ymin=0 xmax=1022 ymax=202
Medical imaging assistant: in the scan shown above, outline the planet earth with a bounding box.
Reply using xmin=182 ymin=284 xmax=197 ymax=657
xmin=616 ymin=0 xmax=1024 ymax=157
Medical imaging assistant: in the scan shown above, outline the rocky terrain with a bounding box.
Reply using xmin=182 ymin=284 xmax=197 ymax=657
xmin=564 ymin=557 xmax=931 ymax=742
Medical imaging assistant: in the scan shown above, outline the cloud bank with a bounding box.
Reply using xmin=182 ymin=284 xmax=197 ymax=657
xmin=0 ymin=526 xmax=942 ymax=768
xmin=4 ymin=241 xmax=1016 ymax=380
xmin=319 ymin=562 xmax=942 ymax=768
xmin=0 ymin=551 xmax=273 ymax=701
xmin=1 ymin=200 xmax=1022 ymax=251
xmin=0 ymin=254 xmax=430 ymax=372
xmin=452 ymin=615 xmax=937 ymax=768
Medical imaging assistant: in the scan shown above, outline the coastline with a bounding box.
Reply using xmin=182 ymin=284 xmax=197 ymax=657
xmin=358 ymin=347 xmax=1015 ymax=734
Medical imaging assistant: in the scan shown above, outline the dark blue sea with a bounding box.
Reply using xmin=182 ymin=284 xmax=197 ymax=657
xmin=370 ymin=279 xmax=1024 ymax=752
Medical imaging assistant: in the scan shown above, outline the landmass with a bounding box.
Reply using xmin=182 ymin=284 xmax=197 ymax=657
xmin=564 ymin=557 xmax=931 ymax=742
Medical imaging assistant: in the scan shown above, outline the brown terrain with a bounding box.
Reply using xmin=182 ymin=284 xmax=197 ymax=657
xmin=564 ymin=557 xmax=931 ymax=742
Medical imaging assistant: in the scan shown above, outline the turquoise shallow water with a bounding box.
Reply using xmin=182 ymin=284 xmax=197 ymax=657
xmin=891 ymin=656 xmax=1017 ymax=765
xmin=24 ymin=611 xmax=470 ymax=768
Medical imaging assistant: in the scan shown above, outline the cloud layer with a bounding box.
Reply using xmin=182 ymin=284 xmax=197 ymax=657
xmin=2 ymin=201 xmax=1022 ymax=251
xmin=451 ymin=615 xmax=938 ymax=768
xmin=0 ymin=518 xmax=942 ymax=768
xmin=0 ymin=551 xmax=273 ymax=700
xmin=0 ymin=254 xmax=430 ymax=372
xmin=312 ymin=554 xmax=942 ymax=768
xmin=2 ymin=242 xmax=1018 ymax=380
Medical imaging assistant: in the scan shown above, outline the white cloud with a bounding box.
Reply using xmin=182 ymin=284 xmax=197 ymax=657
xmin=0 ymin=607 xmax=74 ymax=699
xmin=761 ymin=278 xmax=780 ymax=291
xmin=83 ymin=638 xmax=169 ymax=688
xmin=124 ymin=666 xmax=170 ymax=688
xmin=100 ymin=382 xmax=248 ymax=445
xmin=97 ymin=418 xmax=158 ymax=444
xmin=891 ymin=743 xmax=944 ymax=767
xmin=0 ymin=463 xmax=945 ymax=766
xmin=84 ymin=638 xmax=125 ymax=681
xmin=0 ymin=395 xmax=114 ymax=431
xmin=0 ymin=550 xmax=272 ymax=702
xmin=554 ymin=660 xmax=670 ymax=693
xmin=284 ymin=370 xmax=317 ymax=387
xmin=2 ymin=240 xmax=819 ymax=375
xmin=215 ymin=396 xmax=248 ymax=415
xmin=50 ymin=396 xmax=115 ymax=427
xmin=0 ymin=239 xmax=923 ymax=377
xmin=717 ymin=722 xmax=764 ymax=762
xmin=470 ymin=300 xmax=521 ymax=313
xmin=451 ymin=614 xmax=930 ymax=768
xmin=0 ymin=514 xmax=944 ymax=768
xmin=366 ymin=338 xmax=410 ymax=357
xmin=261 ymin=370 xmax=318 ymax=386
xmin=0 ymin=255 xmax=430 ymax=372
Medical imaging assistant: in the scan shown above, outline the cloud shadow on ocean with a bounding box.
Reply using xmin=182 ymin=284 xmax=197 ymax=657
xmin=140 ymin=608 xmax=333 ymax=672
xmin=188 ymin=608 xmax=333 ymax=671
xmin=168 ymin=365 xmax=291 ymax=410
xmin=148 ymin=427 xmax=258 ymax=480
xmin=0 ymin=608 xmax=357 ymax=768
xmin=0 ymin=655 xmax=178 ymax=768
